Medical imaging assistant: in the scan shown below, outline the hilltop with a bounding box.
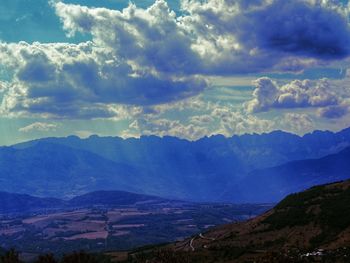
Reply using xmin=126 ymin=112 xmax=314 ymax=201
xmin=0 ymin=190 xmax=169 ymax=214
xmin=127 ymin=180 xmax=350 ymax=262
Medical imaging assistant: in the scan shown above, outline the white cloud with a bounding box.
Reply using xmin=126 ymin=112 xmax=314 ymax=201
xmin=53 ymin=0 xmax=350 ymax=76
xmin=318 ymin=103 xmax=350 ymax=119
xmin=127 ymin=118 xmax=210 ymax=140
xmin=74 ymin=130 xmax=96 ymax=138
xmin=19 ymin=122 xmax=59 ymax=133
xmin=246 ymin=77 xmax=340 ymax=113
xmin=279 ymin=113 xmax=314 ymax=134
xmin=124 ymin=101 xmax=276 ymax=140
xmin=0 ymin=41 xmax=206 ymax=118
xmin=211 ymin=106 xmax=275 ymax=136
xmin=0 ymin=0 xmax=350 ymax=139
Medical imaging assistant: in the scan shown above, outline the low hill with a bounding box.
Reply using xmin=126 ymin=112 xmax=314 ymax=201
xmin=129 ymin=180 xmax=350 ymax=262
xmin=0 ymin=190 xmax=170 ymax=214
xmin=0 ymin=192 xmax=64 ymax=214
xmin=68 ymin=190 xmax=168 ymax=207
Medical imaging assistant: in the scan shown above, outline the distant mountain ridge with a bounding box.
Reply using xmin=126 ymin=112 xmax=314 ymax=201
xmin=14 ymin=127 xmax=350 ymax=171
xmin=2 ymin=127 xmax=350 ymax=202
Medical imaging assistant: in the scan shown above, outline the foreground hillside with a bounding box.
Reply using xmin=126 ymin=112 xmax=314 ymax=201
xmin=125 ymin=180 xmax=350 ymax=262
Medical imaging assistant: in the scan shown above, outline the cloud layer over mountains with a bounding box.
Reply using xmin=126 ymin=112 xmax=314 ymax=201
xmin=0 ymin=0 xmax=350 ymax=140
xmin=1 ymin=1 xmax=350 ymax=116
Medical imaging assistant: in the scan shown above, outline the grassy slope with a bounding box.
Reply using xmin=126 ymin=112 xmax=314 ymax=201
xmin=120 ymin=180 xmax=350 ymax=262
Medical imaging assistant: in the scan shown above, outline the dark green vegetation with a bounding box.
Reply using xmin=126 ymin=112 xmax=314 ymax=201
xmin=264 ymin=181 xmax=350 ymax=247
xmin=0 ymin=249 xmax=112 ymax=263
xmin=121 ymin=180 xmax=350 ymax=262
xmin=120 ymin=247 xmax=350 ymax=263
xmin=266 ymin=182 xmax=350 ymax=229
xmin=2 ymin=247 xmax=350 ymax=263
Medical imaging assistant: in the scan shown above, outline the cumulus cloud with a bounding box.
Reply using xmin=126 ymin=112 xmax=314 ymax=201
xmin=318 ymin=104 xmax=349 ymax=118
xmin=53 ymin=0 xmax=350 ymax=75
xmin=211 ymin=107 xmax=274 ymax=136
xmin=74 ymin=130 xmax=96 ymax=138
xmin=125 ymin=100 xmax=275 ymax=140
xmin=0 ymin=41 xmax=206 ymax=118
xmin=245 ymin=0 xmax=350 ymax=59
xmin=182 ymin=0 xmax=350 ymax=73
xmin=129 ymin=118 xmax=210 ymax=140
xmin=19 ymin=122 xmax=59 ymax=133
xmin=246 ymin=77 xmax=340 ymax=113
xmin=279 ymin=113 xmax=314 ymax=133
xmin=1 ymin=0 xmax=350 ymax=121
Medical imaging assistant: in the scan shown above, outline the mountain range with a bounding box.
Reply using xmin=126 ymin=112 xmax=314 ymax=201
xmin=2 ymin=127 xmax=350 ymax=202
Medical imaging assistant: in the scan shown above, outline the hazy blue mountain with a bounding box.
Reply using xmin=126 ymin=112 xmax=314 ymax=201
xmin=0 ymin=142 xmax=142 ymax=198
xmin=4 ymin=127 xmax=350 ymax=202
xmin=227 ymin=146 xmax=350 ymax=203
xmin=15 ymin=127 xmax=350 ymax=172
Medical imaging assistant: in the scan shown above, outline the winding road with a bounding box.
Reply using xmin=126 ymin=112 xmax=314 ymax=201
xmin=189 ymin=233 xmax=216 ymax=251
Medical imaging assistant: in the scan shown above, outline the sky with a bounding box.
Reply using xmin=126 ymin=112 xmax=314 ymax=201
xmin=1 ymin=0 xmax=350 ymax=145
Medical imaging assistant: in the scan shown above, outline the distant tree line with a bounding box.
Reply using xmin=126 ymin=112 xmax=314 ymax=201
xmin=0 ymin=249 xmax=112 ymax=263
xmin=1 ymin=247 xmax=349 ymax=263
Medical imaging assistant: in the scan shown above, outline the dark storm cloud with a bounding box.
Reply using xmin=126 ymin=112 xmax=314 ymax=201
xmin=248 ymin=0 xmax=350 ymax=59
